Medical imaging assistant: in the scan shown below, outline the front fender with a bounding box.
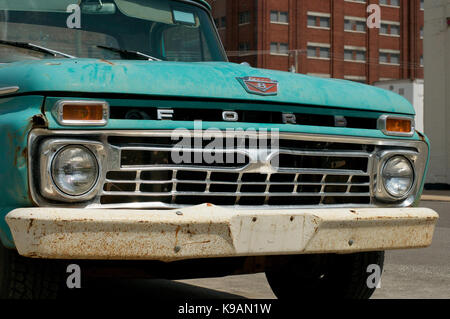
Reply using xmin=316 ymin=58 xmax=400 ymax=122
xmin=0 ymin=95 xmax=45 ymax=248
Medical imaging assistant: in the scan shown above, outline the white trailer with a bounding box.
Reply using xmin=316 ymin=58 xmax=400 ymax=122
xmin=424 ymin=0 xmax=450 ymax=185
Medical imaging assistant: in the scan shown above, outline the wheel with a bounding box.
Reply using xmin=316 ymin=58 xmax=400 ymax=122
xmin=266 ymin=251 xmax=385 ymax=299
xmin=0 ymin=244 xmax=63 ymax=299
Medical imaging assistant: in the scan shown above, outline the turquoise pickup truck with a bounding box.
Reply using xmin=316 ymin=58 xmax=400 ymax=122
xmin=0 ymin=0 xmax=438 ymax=299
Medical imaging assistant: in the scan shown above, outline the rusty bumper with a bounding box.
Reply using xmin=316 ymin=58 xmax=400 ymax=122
xmin=6 ymin=205 xmax=438 ymax=261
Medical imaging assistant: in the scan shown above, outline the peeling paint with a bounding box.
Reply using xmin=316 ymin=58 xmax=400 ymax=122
xmin=416 ymin=130 xmax=426 ymax=142
xmin=99 ymin=59 xmax=115 ymax=66
xmin=31 ymin=114 xmax=47 ymax=128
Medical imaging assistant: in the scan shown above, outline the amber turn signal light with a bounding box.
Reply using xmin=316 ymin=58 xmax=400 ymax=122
xmin=386 ymin=118 xmax=412 ymax=133
xmin=378 ymin=115 xmax=414 ymax=137
xmin=54 ymin=100 xmax=109 ymax=126
xmin=63 ymin=104 xmax=103 ymax=121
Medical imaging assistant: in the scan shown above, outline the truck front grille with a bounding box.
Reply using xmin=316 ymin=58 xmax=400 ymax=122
xmin=100 ymin=134 xmax=374 ymax=208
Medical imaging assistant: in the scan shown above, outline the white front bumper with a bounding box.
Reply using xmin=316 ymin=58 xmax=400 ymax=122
xmin=6 ymin=205 xmax=438 ymax=261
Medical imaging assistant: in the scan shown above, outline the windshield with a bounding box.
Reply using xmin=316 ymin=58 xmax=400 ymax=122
xmin=0 ymin=0 xmax=227 ymax=63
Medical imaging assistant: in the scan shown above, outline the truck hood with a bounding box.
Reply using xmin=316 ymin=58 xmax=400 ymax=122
xmin=0 ymin=59 xmax=414 ymax=115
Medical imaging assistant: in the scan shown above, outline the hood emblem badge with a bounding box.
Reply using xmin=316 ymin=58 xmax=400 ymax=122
xmin=237 ymin=77 xmax=278 ymax=96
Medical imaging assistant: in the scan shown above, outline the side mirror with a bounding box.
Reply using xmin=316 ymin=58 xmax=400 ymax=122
xmin=81 ymin=2 xmax=116 ymax=15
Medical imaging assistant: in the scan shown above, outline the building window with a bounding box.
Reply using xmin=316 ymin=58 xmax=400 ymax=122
xmin=344 ymin=0 xmax=366 ymax=3
xmin=420 ymin=26 xmax=424 ymax=38
xmin=390 ymin=53 xmax=400 ymax=64
xmin=238 ymin=11 xmax=250 ymax=25
xmin=320 ymin=17 xmax=330 ymax=28
xmin=380 ymin=22 xmax=401 ymax=36
xmin=344 ymin=75 xmax=367 ymax=83
xmin=307 ymin=16 xmax=316 ymax=27
xmin=307 ymin=43 xmax=331 ymax=59
xmin=420 ymin=55 xmax=424 ymax=66
xmin=344 ymin=47 xmax=367 ymax=62
xmin=390 ymin=25 xmax=400 ymax=35
xmin=270 ymin=11 xmax=289 ymax=24
xmin=380 ymin=0 xmax=400 ymax=7
xmin=270 ymin=42 xmax=289 ymax=55
xmin=307 ymin=73 xmax=331 ymax=78
xmin=239 ymin=42 xmax=250 ymax=52
xmin=220 ymin=17 xmax=226 ymax=28
xmin=420 ymin=0 xmax=424 ymax=10
xmin=380 ymin=50 xmax=401 ymax=65
xmin=344 ymin=17 xmax=366 ymax=33
xmin=319 ymin=47 xmax=330 ymax=58
xmin=307 ymin=12 xmax=331 ymax=29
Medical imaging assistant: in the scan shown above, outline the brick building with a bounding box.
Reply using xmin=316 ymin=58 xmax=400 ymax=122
xmin=208 ymin=0 xmax=425 ymax=84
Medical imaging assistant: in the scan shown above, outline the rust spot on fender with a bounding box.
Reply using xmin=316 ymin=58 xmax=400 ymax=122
xmin=7 ymin=132 xmax=14 ymax=145
xmin=13 ymin=146 xmax=20 ymax=166
xmin=416 ymin=130 xmax=426 ymax=142
xmin=21 ymin=147 xmax=28 ymax=161
xmin=99 ymin=59 xmax=115 ymax=65
xmin=31 ymin=114 xmax=47 ymax=128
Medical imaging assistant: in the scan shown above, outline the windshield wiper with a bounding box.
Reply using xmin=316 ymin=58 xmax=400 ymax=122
xmin=97 ymin=45 xmax=161 ymax=61
xmin=0 ymin=40 xmax=76 ymax=59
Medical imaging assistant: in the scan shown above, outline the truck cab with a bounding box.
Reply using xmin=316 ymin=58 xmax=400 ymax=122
xmin=0 ymin=0 xmax=438 ymax=299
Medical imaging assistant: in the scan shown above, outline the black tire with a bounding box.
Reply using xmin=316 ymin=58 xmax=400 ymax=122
xmin=0 ymin=245 xmax=63 ymax=299
xmin=266 ymin=251 xmax=385 ymax=300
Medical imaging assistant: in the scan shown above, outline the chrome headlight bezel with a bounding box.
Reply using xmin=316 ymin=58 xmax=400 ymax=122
xmin=38 ymin=139 xmax=106 ymax=202
xmin=374 ymin=150 xmax=419 ymax=204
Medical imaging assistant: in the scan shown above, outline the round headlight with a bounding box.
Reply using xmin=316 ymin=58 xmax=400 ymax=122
xmin=51 ymin=146 xmax=99 ymax=196
xmin=382 ymin=156 xmax=414 ymax=198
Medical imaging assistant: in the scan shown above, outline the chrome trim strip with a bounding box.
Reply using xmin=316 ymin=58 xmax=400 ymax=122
xmin=0 ymin=86 xmax=19 ymax=96
xmin=100 ymin=191 xmax=371 ymax=197
xmin=28 ymin=129 xmax=429 ymax=209
xmin=104 ymin=179 xmax=371 ymax=186
xmin=86 ymin=202 xmax=384 ymax=210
